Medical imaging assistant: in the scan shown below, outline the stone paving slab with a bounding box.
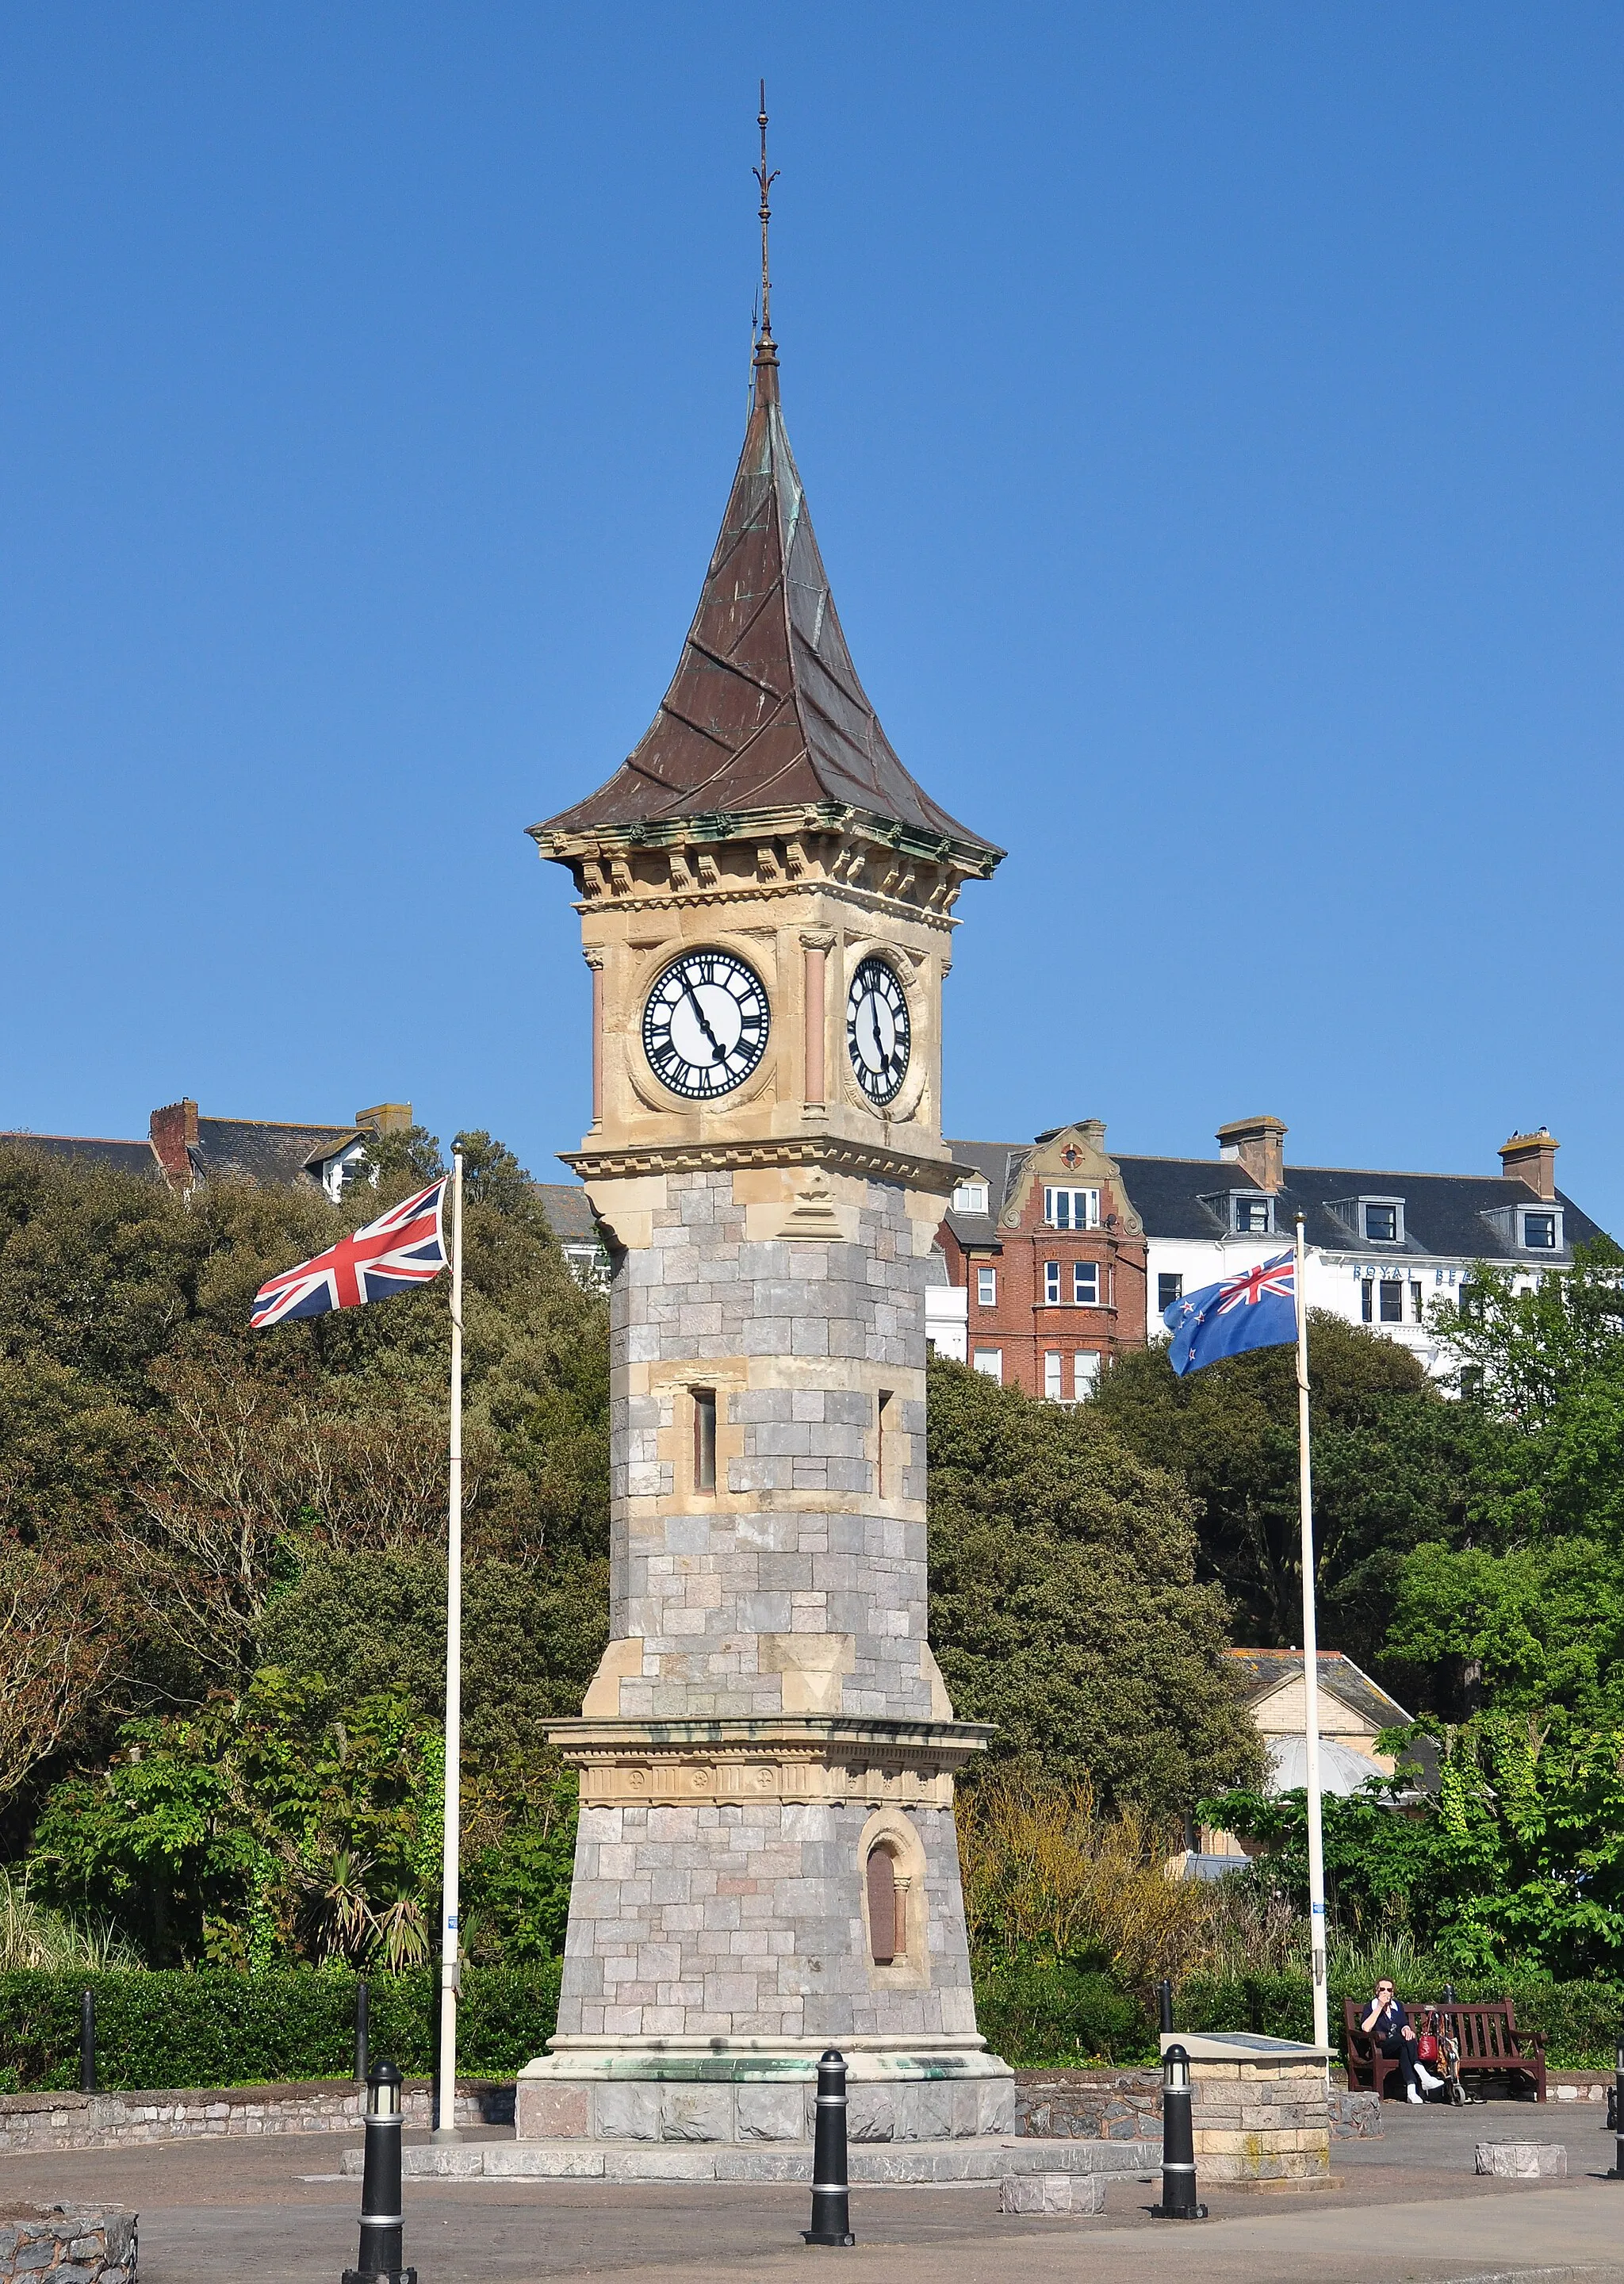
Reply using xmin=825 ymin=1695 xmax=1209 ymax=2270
xmin=364 ymin=2132 xmax=1160 ymax=2183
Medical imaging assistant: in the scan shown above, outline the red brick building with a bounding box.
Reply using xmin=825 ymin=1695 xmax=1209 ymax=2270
xmin=935 ymin=1120 xmax=1149 ymax=1400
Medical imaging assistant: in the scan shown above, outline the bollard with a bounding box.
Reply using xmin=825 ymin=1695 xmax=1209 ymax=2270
xmin=1151 ymin=2043 xmax=1208 ymax=2221
xmin=1158 ymin=1979 xmax=1174 ymax=2035
xmin=354 ymin=1979 xmax=370 ymax=2084
xmin=79 ymin=1988 xmax=95 ymax=2095
xmin=1608 ymin=2038 xmax=1624 ymax=2177
xmin=802 ymin=2048 xmax=856 ymax=2248
xmin=341 ymin=2060 xmax=417 ymax=2284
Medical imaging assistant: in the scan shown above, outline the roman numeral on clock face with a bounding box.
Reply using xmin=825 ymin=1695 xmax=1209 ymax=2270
xmin=642 ymin=948 xmax=772 ymax=1100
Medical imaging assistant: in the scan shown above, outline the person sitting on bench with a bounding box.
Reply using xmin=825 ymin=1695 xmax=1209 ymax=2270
xmin=1361 ymin=1977 xmax=1444 ymax=2102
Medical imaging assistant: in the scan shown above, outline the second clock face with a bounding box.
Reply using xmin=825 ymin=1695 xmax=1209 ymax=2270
xmin=642 ymin=949 xmax=770 ymax=1100
xmin=846 ymin=955 xmax=911 ymax=1106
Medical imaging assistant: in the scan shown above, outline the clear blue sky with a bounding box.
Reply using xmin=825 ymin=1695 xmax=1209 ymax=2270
xmin=3 ymin=7 xmax=1621 ymax=1224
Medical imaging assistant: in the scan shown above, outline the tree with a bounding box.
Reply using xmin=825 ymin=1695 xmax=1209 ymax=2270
xmin=926 ymin=1357 xmax=1262 ymax=1818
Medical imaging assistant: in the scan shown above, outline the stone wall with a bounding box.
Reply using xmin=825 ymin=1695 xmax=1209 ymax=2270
xmin=0 ymin=2079 xmax=492 ymax=2155
xmin=0 ymin=2205 xmax=135 ymax=2282
xmin=1189 ymin=2053 xmax=1331 ymax=2186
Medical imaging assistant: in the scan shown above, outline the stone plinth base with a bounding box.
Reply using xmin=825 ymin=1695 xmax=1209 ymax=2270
xmin=1477 ymin=2141 xmax=1568 ymax=2178
xmin=518 ymin=2037 xmax=1015 ymax=2147
xmin=376 ymin=2133 xmax=1159 ymax=2186
xmin=1161 ymin=2031 xmax=1332 ymax=2188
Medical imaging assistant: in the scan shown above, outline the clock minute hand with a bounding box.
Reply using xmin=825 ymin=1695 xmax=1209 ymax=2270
xmin=684 ymin=983 xmax=724 ymax=1061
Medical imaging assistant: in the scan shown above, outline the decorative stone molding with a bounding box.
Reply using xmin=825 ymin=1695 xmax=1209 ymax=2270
xmin=550 ymin=1714 xmax=990 ymax=1809
xmin=563 ymin=1133 xmax=959 ymax=1191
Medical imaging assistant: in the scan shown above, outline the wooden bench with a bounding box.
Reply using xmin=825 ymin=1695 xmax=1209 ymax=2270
xmin=1342 ymin=1998 xmax=1546 ymax=2102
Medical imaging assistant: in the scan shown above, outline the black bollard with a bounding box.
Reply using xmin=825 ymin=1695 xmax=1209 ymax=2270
xmin=1151 ymin=2042 xmax=1208 ymax=2221
xmin=79 ymin=1988 xmax=95 ymax=2095
xmin=802 ymin=2048 xmax=856 ymax=2248
xmin=1609 ymin=2037 xmax=1624 ymax=2177
xmin=341 ymin=2060 xmax=417 ymax=2284
xmin=354 ymin=1979 xmax=370 ymax=2085
xmin=1158 ymin=1979 xmax=1174 ymax=2036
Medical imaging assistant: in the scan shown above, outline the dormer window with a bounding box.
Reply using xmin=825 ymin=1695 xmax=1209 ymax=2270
xmin=1234 ymin=1195 xmax=1273 ymax=1234
xmin=1364 ymin=1204 xmax=1397 ymax=1243
xmin=952 ymin=1179 xmax=989 ymax=1213
xmin=1044 ymin=1186 xmax=1100 ymax=1230
xmin=1522 ymin=1210 xmax=1560 ymax=1251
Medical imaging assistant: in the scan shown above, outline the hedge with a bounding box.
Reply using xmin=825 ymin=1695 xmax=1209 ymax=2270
xmin=0 ymin=1963 xmax=563 ymax=2094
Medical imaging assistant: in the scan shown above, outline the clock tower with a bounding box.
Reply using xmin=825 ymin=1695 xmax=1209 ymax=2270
xmin=517 ymin=163 xmax=1011 ymax=2161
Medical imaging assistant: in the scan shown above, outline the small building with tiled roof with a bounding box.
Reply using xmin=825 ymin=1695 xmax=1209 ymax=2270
xmin=1 ymin=1099 xmax=414 ymax=1200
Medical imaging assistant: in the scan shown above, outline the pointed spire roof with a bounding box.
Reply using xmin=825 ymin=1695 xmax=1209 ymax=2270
xmin=533 ymin=358 xmax=1002 ymax=871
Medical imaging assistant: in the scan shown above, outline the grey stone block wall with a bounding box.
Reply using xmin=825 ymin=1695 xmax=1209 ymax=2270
xmin=555 ymin=1795 xmax=976 ymax=2042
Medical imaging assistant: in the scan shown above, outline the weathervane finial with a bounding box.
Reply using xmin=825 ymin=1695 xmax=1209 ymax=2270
xmin=753 ymin=81 xmax=779 ymax=363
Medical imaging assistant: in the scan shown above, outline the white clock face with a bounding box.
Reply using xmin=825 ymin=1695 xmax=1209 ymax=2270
xmin=846 ymin=955 xmax=911 ymax=1106
xmin=642 ymin=949 xmax=770 ymax=1100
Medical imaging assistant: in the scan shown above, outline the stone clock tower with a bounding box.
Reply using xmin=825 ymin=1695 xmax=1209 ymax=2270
xmin=515 ymin=243 xmax=1014 ymax=2161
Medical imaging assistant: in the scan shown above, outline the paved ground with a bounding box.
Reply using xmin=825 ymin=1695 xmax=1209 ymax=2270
xmin=4 ymin=2092 xmax=1624 ymax=2282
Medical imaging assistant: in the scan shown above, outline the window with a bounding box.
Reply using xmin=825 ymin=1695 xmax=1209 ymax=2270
xmin=1379 ymin=1279 xmax=1403 ymax=1324
xmin=692 ymin=1389 xmax=717 ymax=1493
xmin=952 ymin=1179 xmax=989 ymax=1214
xmin=1458 ymin=1282 xmax=1483 ymax=1323
xmin=1044 ymin=1186 xmax=1100 ymax=1230
xmin=1044 ymin=1351 xmax=1063 ymax=1401
xmin=1410 ymin=1280 xmax=1424 ymax=1324
xmin=866 ymin=1846 xmax=903 ymax=1966
xmin=1074 ymin=1351 xmax=1100 ymax=1400
xmin=1523 ymin=1212 xmax=1557 ymax=1251
xmin=876 ymin=1390 xmax=894 ymax=1497
xmin=1044 ymin=1260 xmax=1061 ymax=1304
xmin=1235 ymin=1196 xmax=1272 ymax=1233
xmin=1361 ymin=1278 xmax=1373 ymax=1323
xmin=972 ymin=1347 xmax=1002 ymax=1382
xmin=1364 ymin=1204 xmax=1399 ymax=1244
xmin=1073 ymin=1261 xmax=1099 ymax=1305
xmin=1158 ymin=1273 xmax=1184 ymax=1315
xmin=1460 ymin=1365 xmax=1485 ymax=1400
xmin=975 ymin=1265 xmax=997 ymax=1306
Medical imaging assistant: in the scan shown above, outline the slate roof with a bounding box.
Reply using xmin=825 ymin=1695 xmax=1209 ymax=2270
xmin=1229 ymin=1649 xmax=1412 ymax=1733
xmin=943 ymin=1138 xmax=1609 ymax=1264
xmin=532 ymin=1181 xmax=603 ymax=1247
xmin=0 ymin=1131 xmax=163 ymax=1179
xmin=531 ymin=346 xmax=1002 ymax=870
xmin=190 ymin=1118 xmax=360 ymax=1189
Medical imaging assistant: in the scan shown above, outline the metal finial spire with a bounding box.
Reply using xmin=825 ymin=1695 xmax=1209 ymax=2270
xmin=753 ymin=81 xmax=779 ymax=356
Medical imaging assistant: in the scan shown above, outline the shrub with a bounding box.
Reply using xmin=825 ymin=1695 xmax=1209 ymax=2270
xmin=971 ymin=1953 xmax=1151 ymax=2066
xmin=0 ymin=1964 xmax=561 ymax=2093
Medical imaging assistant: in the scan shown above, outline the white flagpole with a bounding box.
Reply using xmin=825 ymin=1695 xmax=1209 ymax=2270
xmin=435 ymin=1151 xmax=465 ymax=2137
xmin=1294 ymin=1208 xmax=1330 ymax=2058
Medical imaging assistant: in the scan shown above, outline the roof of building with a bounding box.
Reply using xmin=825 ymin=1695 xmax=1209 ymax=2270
xmin=0 ymin=1131 xmax=163 ymax=1179
xmin=189 ymin=1117 xmax=360 ymax=1188
xmin=532 ymin=1181 xmax=603 ymax=1247
xmin=1228 ymin=1649 xmax=1412 ymax=1733
xmin=531 ymin=347 xmax=1001 ymax=868
xmin=942 ymin=1137 xmax=1608 ymax=1263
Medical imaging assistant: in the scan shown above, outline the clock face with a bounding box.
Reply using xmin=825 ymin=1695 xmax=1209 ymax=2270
xmin=846 ymin=955 xmax=911 ymax=1107
xmin=642 ymin=949 xmax=770 ymax=1100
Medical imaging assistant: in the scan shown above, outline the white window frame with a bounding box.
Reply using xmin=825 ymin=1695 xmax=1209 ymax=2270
xmin=1072 ymin=1260 xmax=1099 ymax=1306
xmin=1233 ymin=1194 xmax=1273 ymax=1235
xmin=1044 ymin=1351 xmax=1063 ymax=1401
xmin=971 ymin=1347 xmax=1002 ymax=1383
xmin=1044 ymin=1186 xmax=1101 ymax=1231
xmin=1044 ymin=1260 xmax=1062 ymax=1304
xmin=1073 ymin=1351 xmax=1100 ymax=1401
xmin=952 ymin=1179 xmax=990 ymax=1213
xmin=975 ymin=1263 xmax=998 ymax=1305
xmin=1522 ymin=1209 xmax=1561 ymax=1251
xmin=1157 ymin=1271 xmax=1183 ymax=1315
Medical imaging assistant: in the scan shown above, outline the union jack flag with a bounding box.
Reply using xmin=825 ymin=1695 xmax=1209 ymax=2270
xmin=251 ymin=1177 xmax=449 ymax=1328
xmin=1164 ymin=1249 xmax=1298 ymax=1375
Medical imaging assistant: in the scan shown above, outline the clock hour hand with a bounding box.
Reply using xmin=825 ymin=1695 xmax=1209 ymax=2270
xmin=684 ymin=984 xmax=724 ymax=1061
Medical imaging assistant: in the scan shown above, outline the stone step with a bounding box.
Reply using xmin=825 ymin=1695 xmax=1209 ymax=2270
xmin=360 ymin=2134 xmax=1161 ymax=2186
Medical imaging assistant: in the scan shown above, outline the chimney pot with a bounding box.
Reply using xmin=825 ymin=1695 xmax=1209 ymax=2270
xmin=1499 ymin=1128 xmax=1559 ymax=1201
xmin=1215 ymin=1113 xmax=1287 ymax=1194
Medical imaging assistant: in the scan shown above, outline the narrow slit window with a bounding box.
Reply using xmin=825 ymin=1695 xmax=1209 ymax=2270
xmin=877 ymin=1389 xmax=894 ymax=1497
xmin=693 ymin=1388 xmax=717 ymax=1493
xmin=867 ymin=1846 xmax=899 ymax=1965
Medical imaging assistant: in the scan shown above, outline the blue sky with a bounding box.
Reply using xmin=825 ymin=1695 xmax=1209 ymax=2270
xmin=3 ymin=6 xmax=1621 ymax=1225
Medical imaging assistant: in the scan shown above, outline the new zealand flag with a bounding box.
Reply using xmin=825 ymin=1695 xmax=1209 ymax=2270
xmin=1163 ymin=1251 xmax=1297 ymax=1376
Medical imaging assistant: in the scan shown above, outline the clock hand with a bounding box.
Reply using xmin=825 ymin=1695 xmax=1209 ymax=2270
xmin=684 ymin=984 xmax=724 ymax=1061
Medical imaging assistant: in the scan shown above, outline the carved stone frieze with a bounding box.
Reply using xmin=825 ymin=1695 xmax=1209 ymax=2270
xmin=550 ymin=1715 xmax=990 ymax=1811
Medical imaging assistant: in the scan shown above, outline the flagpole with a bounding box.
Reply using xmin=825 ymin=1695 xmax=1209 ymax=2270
xmin=435 ymin=1150 xmax=464 ymax=2138
xmin=1294 ymin=1208 xmax=1330 ymax=2059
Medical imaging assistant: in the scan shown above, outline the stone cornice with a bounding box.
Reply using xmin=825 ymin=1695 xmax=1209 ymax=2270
xmin=561 ymin=1134 xmax=961 ymax=1193
xmin=549 ymin=1713 xmax=992 ymax=1810
xmin=533 ymin=800 xmax=1001 ymax=882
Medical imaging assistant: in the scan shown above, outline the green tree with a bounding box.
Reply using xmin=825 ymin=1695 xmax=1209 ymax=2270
xmin=926 ymin=1357 xmax=1262 ymax=1818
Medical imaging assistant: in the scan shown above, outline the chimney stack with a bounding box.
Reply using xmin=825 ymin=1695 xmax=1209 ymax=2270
xmin=1499 ymin=1127 xmax=1559 ymax=1201
xmin=150 ymin=1098 xmax=199 ymax=1188
xmin=1216 ymin=1113 xmax=1287 ymax=1194
xmin=356 ymin=1103 xmax=412 ymax=1136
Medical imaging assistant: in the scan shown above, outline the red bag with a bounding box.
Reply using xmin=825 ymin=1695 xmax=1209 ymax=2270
xmin=1415 ymin=2032 xmax=1439 ymax=2064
